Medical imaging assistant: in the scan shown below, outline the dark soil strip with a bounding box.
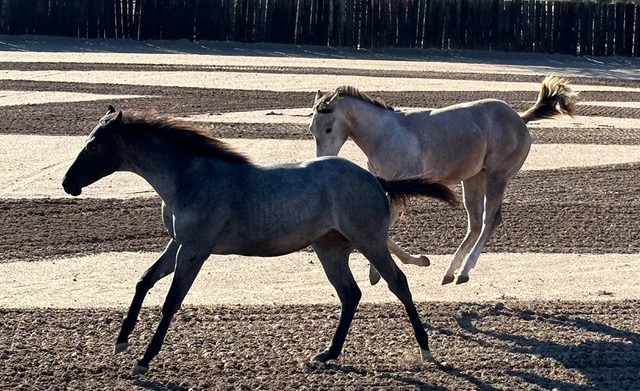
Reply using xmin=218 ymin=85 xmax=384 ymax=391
xmin=1 ymin=84 xmax=640 ymax=139
xmin=1 ymin=301 xmax=638 ymax=390
xmin=2 ymin=164 xmax=637 ymax=262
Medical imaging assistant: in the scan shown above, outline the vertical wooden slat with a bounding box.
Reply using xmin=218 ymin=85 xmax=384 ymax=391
xmin=614 ymin=3 xmax=624 ymax=55
xmin=606 ymin=2 xmax=615 ymax=56
xmin=634 ymin=3 xmax=640 ymax=57
xmin=592 ymin=0 xmax=604 ymax=55
xmin=579 ymin=2 xmax=591 ymax=56
xmin=623 ymin=3 xmax=634 ymax=56
xmin=245 ymin=0 xmax=256 ymax=42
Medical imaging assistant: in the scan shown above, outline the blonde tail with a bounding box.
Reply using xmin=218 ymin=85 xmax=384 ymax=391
xmin=520 ymin=75 xmax=578 ymax=123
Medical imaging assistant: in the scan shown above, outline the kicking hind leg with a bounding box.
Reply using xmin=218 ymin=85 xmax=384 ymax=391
xmin=442 ymin=172 xmax=485 ymax=285
xmin=369 ymin=208 xmax=430 ymax=286
xmin=310 ymin=231 xmax=361 ymax=362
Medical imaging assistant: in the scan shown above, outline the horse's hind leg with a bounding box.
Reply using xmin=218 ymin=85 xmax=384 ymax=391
xmin=442 ymin=172 xmax=485 ymax=285
xmin=369 ymin=208 xmax=430 ymax=286
xmin=456 ymin=177 xmax=508 ymax=284
xmin=311 ymin=232 xmax=360 ymax=362
xmin=360 ymin=244 xmax=435 ymax=363
xmin=115 ymin=239 xmax=179 ymax=353
xmin=369 ymin=238 xmax=427 ymax=286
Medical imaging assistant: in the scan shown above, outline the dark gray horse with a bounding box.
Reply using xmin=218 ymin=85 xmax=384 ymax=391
xmin=62 ymin=106 xmax=457 ymax=375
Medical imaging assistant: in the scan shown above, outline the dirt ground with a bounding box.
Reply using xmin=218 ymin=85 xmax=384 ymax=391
xmin=0 ymin=37 xmax=639 ymax=390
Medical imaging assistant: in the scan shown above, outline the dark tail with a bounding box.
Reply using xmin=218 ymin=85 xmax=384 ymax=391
xmin=377 ymin=176 xmax=458 ymax=211
xmin=520 ymin=74 xmax=578 ymax=123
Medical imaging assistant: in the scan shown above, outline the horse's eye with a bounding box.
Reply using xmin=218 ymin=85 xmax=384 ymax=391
xmin=325 ymin=128 xmax=333 ymax=134
xmin=86 ymin=142 xmax=98 ymax=153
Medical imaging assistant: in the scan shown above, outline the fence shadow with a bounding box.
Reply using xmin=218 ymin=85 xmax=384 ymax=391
xmin=2 ymin=35 xmax=640 ymax=82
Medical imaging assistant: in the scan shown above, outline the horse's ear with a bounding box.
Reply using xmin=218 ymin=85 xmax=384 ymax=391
xmin=106 ymin=110 xmax=123 ymax=126
xmin=315 ymin=90 xmax=322 ymax=103
xmin=107 ymin=105 xmax=116 ymax=114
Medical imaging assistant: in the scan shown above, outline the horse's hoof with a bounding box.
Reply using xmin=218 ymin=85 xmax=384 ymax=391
xmin=420 ymin=349 xmax=435 ymax=362
xmin=456 ymin=275 xmax=469 ymax=285
xmin=421 ymin=349 xmax=449 ymax=369
xmin=312 ymin=349 xmax=337 ymax=363
xmin=132 ymin=365 xmax=148 ymax=376
xmin=416 ymin=255 xmax=430 ymax=267
xmin=441 ymin=275 xmax=455 ymax=285
xmin=312 ymin=352 xmax=329 ymax=363
xmin=369 ymin=269 xmax=381 ymax=285
xmin=114 ymin=342 xmax=129 ymax=354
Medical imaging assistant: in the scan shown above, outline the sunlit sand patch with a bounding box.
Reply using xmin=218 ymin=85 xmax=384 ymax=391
xmin=1 ymin=135 xmax=639 ymax=199
xmin=0 ymin=90 xmax=148 ymax=106
xmin=0 ymin=252 xmax=638 ymax=308
xmin=2 ymin=70 xmax=639 ymax=93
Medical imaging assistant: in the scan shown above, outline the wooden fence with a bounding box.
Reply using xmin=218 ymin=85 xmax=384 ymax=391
xmin=1 ymin=0 xmax=639 ymax=56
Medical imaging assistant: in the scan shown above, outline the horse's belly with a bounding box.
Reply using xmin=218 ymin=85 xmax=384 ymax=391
xmin=212 ymin=226 xmax=323 ymax=258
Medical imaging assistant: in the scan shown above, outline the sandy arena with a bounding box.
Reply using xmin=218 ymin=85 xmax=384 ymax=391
xmin=0 ymin=36 xmax=639 ymax=390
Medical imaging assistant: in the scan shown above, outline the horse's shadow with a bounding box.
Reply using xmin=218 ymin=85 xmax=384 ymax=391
xmin=449 ymin=302 xmax=640 ymax=390
xmin=307 ymin=361 xmax=454 ymax=391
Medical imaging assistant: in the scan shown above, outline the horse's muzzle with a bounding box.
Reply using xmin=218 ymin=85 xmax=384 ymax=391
xmin=62 ymin=177 xmax=82 ymax=196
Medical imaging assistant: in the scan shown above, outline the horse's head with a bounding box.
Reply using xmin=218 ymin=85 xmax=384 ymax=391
xmin=62 ymin=105 xmax=125 ymax=196
xmin=309 ymin=90 xmax=349 ymax=157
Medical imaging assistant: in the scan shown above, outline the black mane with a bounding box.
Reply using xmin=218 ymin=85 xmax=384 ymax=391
xmin=116 ymin=110 xmax=252 ymax=164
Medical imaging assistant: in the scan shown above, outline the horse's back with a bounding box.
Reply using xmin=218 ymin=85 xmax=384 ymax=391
xmin=398 ymin=99 xmax=530 ymax=181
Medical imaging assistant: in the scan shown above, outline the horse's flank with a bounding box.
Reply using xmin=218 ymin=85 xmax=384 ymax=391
xmin=115 ymin=110 xmax=252 ymax=164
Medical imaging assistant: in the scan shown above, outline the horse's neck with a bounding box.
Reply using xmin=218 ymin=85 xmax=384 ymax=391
xmin=121 ymin=136 xmax=190 ymax=204
xmin=342 ymin=98 xmax=404 ymax=160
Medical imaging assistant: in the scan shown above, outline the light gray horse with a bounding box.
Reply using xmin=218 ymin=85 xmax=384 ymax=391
xmin=310 ymin=75 xmax=577 ymax=285
xmin=62 ymin=106 xmax=457 ymax=375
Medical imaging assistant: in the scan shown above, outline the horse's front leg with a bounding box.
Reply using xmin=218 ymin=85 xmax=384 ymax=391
xmin=132 ymin=245 xmax=209 ymax=375
xmin=311 ymin=234 xmax=359 ymax=363
xmin=115 ymin=239 xmax=179 ymax=353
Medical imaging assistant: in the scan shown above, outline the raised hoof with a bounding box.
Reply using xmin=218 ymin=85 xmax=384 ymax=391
xmin=114 ymin=342 xmax=129 ymax=354
xmin=369 ymin=267 xmax=381 ymax=286
xmin=415 ymin=255 xmax=430 ymax=267
xmin=132 ymin=365 xmax=149 ymax=376
xmin=441 ymin=275 xmax=455 ymax=285
xmin=455 ymin=275 xmax=470 ymax=285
